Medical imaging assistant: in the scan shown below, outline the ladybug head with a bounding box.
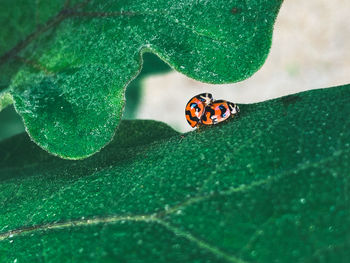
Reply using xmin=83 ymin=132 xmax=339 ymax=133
xmin=228 ymin=102 xmax=240 ymax=114
xmin=198 ymin=93 xmax=213 ymax=106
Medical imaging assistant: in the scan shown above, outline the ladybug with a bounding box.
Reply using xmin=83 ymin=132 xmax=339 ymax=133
xmin=185 ymin=93 xmax=213 ymax=127
xmin=201 ymin=100 xmax=240 ymax=125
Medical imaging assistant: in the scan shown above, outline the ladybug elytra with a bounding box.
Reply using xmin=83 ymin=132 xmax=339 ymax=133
xmin=201 ymin=100 xmax=239 ymax=125
xmin=185 ymin=94 xmax=239 ymax=128
xmin=185 ymin=93 xmax=213 ymax=128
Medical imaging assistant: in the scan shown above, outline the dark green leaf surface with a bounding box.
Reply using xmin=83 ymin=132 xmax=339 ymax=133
xmin=0 ymin=0 xmax=283 ymax=159
xmin=0 ymin=105 xmax=25 ymax=141
xmin=0 ymin=85 xmax=349 ymax=262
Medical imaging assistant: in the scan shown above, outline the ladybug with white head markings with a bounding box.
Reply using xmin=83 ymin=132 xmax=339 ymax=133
xmin=185 ymin=94 xmax=239 ymax=128
xmin=185 ymin=93 xmax=213 ymax=128
xmin=201 ymin=100 xmax=239 ymax=125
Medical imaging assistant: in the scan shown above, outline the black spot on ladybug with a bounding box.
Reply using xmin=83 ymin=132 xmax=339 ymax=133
xmin=190 ymin=103 xmax=197 ymax=108
xmin=201 ymin=106 xmax=215 ymax=122
xmin=185 ymin=110 xmax=199 ymax=121
xmin=219 ymin=105 xmax=226 ymax=116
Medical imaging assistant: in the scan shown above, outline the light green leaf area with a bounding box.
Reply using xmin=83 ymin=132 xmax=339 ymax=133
xmin=0 ymin=0 xmax=283 ymax=159
xmin=0 ymin=85 xmax=349 ymax=262
xmin=124 ymin=53 xmax=170 ymax=119
xmin=0 ymin=91 xmax=12 ymax=112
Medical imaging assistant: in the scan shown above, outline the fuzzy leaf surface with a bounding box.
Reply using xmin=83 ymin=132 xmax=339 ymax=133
xmin=0 ymin=85 xmax=349 ymax=262
xmin=0 ymin=0 xmax=283 ymax=158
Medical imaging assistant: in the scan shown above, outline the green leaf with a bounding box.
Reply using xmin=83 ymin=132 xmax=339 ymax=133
xmin=124 ymin=53 xmax=171 ymax=119
xmin=1 ymin=84 xmax=349 ymax=262
xmin=0 ymin=0 xmax=283 ymax=159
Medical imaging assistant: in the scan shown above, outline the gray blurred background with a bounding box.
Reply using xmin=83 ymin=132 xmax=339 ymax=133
xmin=1 ymin=0 xmax=349 ymax=140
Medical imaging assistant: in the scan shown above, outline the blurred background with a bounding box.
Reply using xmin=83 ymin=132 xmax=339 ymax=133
xmin=1 ymin=0 xmax=349 ymax=140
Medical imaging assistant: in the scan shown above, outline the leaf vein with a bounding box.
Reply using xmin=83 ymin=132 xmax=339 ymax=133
xmin=154 ymin=218 xmax=249 ymax=263
xmin=160 ymin=149 xmax=344 ymax=217
xmin=0 ymin=214 xmax=155 ymax=242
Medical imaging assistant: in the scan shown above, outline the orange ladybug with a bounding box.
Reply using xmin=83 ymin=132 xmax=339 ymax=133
xmin=201 ymin=100 xmax=240 ymax=125
xmin=185 ymin=93 xmax=213 ymax=127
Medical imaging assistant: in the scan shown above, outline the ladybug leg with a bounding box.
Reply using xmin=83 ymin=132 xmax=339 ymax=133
xmin=231 ymin=111 xmax=239 ymax=119
xmin=196 ymin=122 xmax=202 ymax=132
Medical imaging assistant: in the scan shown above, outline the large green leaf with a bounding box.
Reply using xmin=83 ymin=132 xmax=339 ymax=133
xmin=0 ymin=0 xmax=283 ymax=159
xmin=0 ymin=84 xmax=349 ymax=262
